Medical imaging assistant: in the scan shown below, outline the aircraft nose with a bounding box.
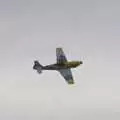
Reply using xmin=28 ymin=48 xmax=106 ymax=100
xmin=80 ymin=61 xmax=83 ymax=64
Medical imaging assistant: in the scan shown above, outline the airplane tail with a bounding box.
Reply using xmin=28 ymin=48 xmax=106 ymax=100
xmin=33 ymin=60 xmax=43 ymax=74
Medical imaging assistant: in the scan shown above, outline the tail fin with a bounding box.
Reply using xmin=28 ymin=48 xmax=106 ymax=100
xmin=33 ymin=60 xmax=43 ymax=74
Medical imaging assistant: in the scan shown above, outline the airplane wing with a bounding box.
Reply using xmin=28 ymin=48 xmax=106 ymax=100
xmin=56 ymin=48 xmax=67 ymax=64
xmin=58 ymin=69 xmax=74 ymax=84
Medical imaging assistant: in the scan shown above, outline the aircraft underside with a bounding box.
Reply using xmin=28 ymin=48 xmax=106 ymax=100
xmin=33 ymin=48 xmax=83 ymax=84
xmin=42 ymin=64 xmax=68 ymax=70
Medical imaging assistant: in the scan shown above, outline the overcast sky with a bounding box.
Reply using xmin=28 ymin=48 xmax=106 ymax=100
xmin=0 ymin=0 xmax=120 ymax=120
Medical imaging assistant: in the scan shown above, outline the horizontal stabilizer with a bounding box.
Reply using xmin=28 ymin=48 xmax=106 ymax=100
xmin=33 ymin=60 xmax=43 ymax=74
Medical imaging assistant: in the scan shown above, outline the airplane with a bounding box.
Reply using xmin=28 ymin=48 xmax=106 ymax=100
xmin=33 ymin=48 xmax=83 ymax=84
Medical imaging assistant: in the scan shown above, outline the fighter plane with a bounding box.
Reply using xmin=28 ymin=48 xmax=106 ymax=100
xmin=33 ymin=48 xmax=83 ymax=84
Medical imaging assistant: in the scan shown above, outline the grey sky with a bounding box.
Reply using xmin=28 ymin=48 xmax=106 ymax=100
xmin=0 ymin=0 xmax=120 ymax=120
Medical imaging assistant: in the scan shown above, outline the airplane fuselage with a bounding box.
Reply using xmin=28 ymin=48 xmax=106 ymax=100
xmin=42 ymin=61 xmax=82 ymax=70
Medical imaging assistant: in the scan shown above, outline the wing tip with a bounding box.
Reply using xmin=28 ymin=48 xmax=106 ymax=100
xmin=56 ymin=47 xmax=63 ymax=49
xmin=67 ymin=79 xmax=74 ymax=85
